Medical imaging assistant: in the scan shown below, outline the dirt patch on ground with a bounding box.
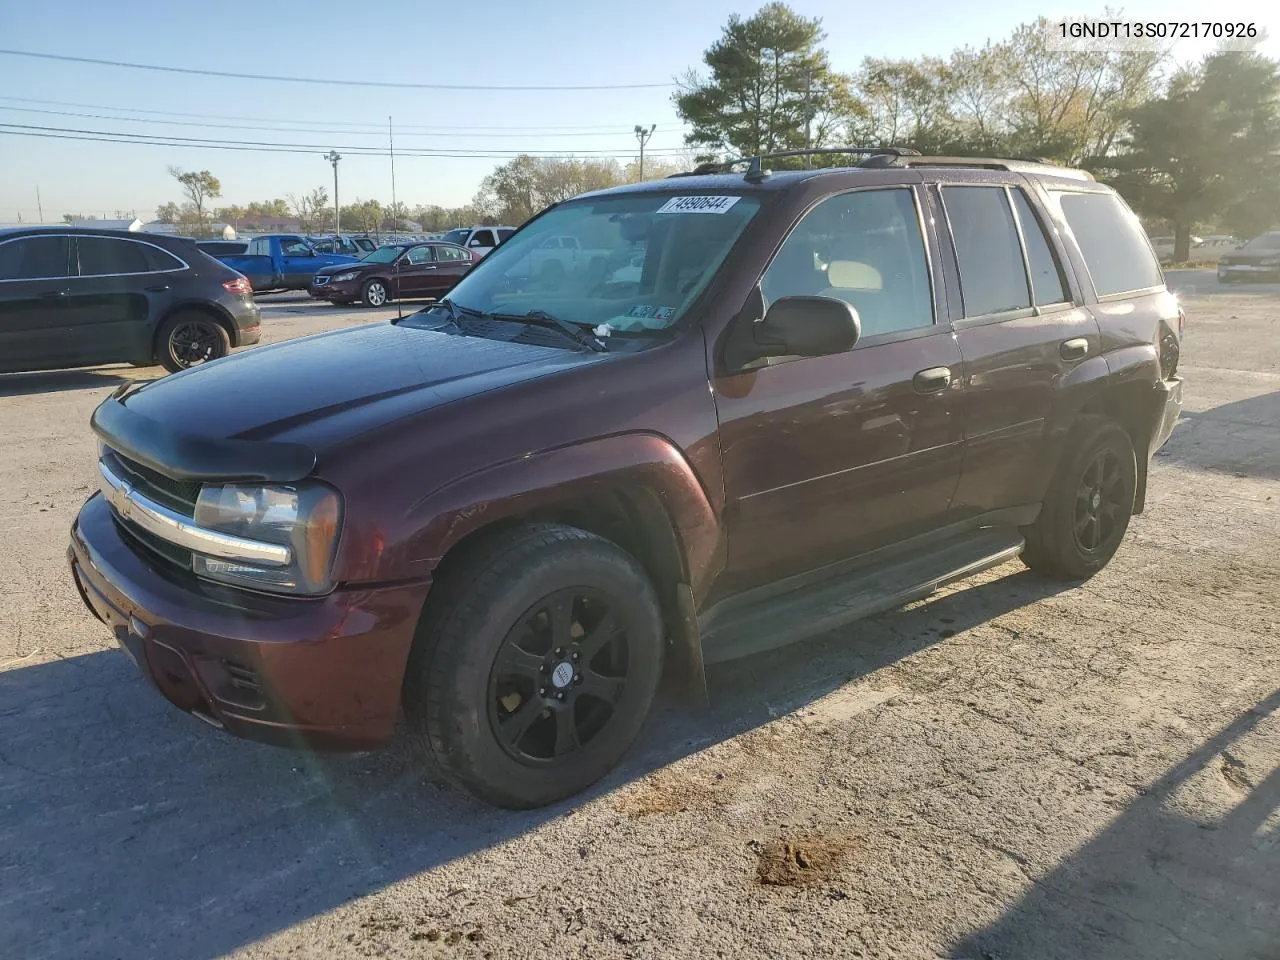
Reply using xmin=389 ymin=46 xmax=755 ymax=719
xmin=754 ymin=834 xmax=865 ymax=888
xmin=613 ymin=771 xmax=730 ymax=817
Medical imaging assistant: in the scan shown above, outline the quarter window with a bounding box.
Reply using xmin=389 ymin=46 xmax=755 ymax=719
xmin=943 ymin=186 xmax=1031 ymax=317
xmin=1056 ymin=191 xmax=1163 ymax=296
xmin=761 ymin=187 xmax=934 ymax=339
xmin=76 ymin=237 xmax=152 ymax=276
xmin=0 ymin=236 xmax=71 ymax=280
xmin=1010 ymin=190 xmax=1068 ymax=305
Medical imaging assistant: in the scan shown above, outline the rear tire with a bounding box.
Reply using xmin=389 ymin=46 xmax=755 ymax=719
xmin=403 ymin=524 xmax=664 ymax=808
xmin=1021 ymin=417 xmax=1137 ymax=581
xmin=156 ymin=312 xmax=230 ymax=374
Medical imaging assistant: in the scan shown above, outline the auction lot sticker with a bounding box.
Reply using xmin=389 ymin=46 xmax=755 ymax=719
xmin=656 ymin=195 xmax=742 ymax=214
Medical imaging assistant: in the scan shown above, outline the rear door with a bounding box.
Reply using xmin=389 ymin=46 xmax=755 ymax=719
xmin=0 ymin=234 xmax=74 ymax=372
xmin=65 ymin=236 xmax=178 ymax=365
xmin=931 ymin=178 xmax=1098 ymax=519
xmin=429 ymin=243 xmax=472 ymax=292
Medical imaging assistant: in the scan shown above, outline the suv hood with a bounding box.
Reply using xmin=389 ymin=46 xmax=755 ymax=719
xmin=115 ymin=322 xmax=605 ymax=456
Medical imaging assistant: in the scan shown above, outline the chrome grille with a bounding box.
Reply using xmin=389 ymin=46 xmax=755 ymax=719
xmin=106 ymin=450 xmax=200 ymax=514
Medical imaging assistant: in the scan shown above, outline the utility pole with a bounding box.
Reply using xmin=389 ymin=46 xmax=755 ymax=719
xmin=323 ymin=150 xmax=342 ymax=234
xmin=35 ymin=185 xmax=43 ymax=223
xmin=633 ymin=124 xmax=656 ymax=181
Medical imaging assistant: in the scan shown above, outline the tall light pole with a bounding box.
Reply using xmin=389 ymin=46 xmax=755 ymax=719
xmin=634 ymin=124 xmax=656 ymax=181
xmin=323 ymin=150 xmax=342 ymax=234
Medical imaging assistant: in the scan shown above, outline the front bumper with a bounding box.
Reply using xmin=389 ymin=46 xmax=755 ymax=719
xmin=68 ymin=493 xmax=430 ymax=750
xmin=308 ymin=279 xmax=360 ymax=302
xmin=1218 ymin=263 xmax=1280 ymax=280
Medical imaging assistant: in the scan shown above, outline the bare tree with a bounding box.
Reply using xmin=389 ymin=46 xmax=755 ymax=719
xmin=167 ymin=167 xmax=221 ymax=236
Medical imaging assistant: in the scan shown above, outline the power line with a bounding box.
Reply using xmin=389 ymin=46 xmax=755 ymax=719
xmin=0 ymin=49 xmax=675 ymax=91
xmin=0 ymin=123 xmax=689 ymax=159
xmin=0 ymin=96 xmax=669 ymax=132
xmin=0 ymin=105 xmax=685 ymax=140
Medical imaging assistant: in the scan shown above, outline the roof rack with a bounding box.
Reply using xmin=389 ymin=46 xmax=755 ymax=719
xmin=857 ymin=153 xmax=1094 ymax=181
xmin=672 ymin=146 xmax=921 ymax=181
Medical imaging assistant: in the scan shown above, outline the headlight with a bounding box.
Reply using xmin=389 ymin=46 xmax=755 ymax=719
xmin=331 ymin=271 xmax=360 ymax=282
xmin=192 ymin=483 xmax=342 ymax=595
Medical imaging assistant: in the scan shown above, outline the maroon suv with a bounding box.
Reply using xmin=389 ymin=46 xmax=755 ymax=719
xmin=69 ymin=150 xmax=1183 ymax=808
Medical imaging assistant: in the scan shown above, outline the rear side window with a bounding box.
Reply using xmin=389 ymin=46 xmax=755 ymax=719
xmin=76 ymin=237 xmax=151 ymax=276
xmin=434 ymin=245 xmax=467 ymax=262
xmin=1056 ymin=191 xmax=1162 ymax=296
xmin=1010 ymin=190 xmax=1068 ymax=305
xmin=943 ymin=186 xmax=1030 ymax=317
xmin=0 ymin=236 xmax=71 ymax=280
xmin=470 ymin=230 xmax=496 ymax=247
xmin=497 ymin=229 xmax=515 ymax=242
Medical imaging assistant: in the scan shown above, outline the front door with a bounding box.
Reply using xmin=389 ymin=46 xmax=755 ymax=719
xmin=931 ymin=181 xmax=1099 ymax=518
xmin=0 ymin=234 xmax=74 ymax=373
xmin=712 ymin=185 xmax=964 ymax=596
xmin=395 ymin=244 xmax=438 ymax=297
xmin=278 ymin=237 xmax=319 ymax=287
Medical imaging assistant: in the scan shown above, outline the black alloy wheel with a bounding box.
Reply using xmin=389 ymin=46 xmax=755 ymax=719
xmin=488 ymin=587 xmax=630 ymax=764
xmin=157 ymin=312 xmax=230 ymax=373
xmin=1073 ymin=448 xmax=1127 ymax=554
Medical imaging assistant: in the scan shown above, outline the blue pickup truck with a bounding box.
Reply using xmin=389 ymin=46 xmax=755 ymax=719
xmin=215 ymin=234 xmax=361 ymax=293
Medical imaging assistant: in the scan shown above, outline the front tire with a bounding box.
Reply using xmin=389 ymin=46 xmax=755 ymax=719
xmin=156 ymin=312 xmax=230 ymax=373
xmin=362 ymin=279 xmax=389 ymax=307
xmin=404 ymin=524 xmax=664 ymax=808
xmin=1021 ymin=417 xmax=1137 ymax=581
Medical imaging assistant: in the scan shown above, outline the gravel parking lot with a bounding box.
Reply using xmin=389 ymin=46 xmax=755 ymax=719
xmin=1 ymin=280 xmax=1277 ymax=960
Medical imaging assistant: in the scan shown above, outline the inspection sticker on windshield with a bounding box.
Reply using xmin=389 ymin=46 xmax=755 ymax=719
xmin=655 ymin=195 xmax=742 ymax=215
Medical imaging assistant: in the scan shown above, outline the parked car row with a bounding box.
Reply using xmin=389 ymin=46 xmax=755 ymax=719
xmin=67 ymin=150 xmax=1183 ymax=810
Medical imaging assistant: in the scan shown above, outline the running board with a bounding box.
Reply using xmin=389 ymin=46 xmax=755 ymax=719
xmin=699 ymin=528 xmax=1025 ymax=665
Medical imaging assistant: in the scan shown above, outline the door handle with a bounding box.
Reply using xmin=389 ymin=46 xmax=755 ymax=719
xmin=39 ymin=289 xmax=68 ymax=299
xmin=913 ymin=366 xmax=952 ymax=394
xmin=422 ymin=265 xmax=438 ymax=270
xmin=1060 ymin=338 xmax=1089 ymax=361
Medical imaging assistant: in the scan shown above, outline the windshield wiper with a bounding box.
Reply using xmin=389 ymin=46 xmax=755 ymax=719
xmin=487 ymin=309 xmax=607 ymax=353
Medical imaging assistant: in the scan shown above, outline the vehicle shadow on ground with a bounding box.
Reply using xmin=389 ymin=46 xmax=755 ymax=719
xmin=0 ymin=368 xmax=149 ymax=397
xmin=1158 ymin=390 xmax=1280 ymax=481
xmin=950 ymin=688 xmax=1280 ymax=960
xmin=0 ymin=569 xmax=1069 ymax=960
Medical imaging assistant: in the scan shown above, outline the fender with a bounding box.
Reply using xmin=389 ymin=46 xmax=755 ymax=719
xmin=404 ymin=432 xmax=725 ymax=601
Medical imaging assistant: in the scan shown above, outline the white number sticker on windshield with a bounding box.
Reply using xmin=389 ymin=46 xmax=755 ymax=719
xmin=655 ymin=195 xmax=742 ymax=215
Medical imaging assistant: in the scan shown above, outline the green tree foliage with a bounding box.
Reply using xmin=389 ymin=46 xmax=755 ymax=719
xmin=246 ymin=199 xmax=290 ymax=218
xmin=474 ymin=156 xmax=625 ymax=224
xmin=674 ymin=2 xmax=856 ymax=159
xmin=167 ymin=167 xmax=221 ymax=237
xmin=341 ymin=199 xmax=384 ymax=235
xmin=1095 ymin=51 xmax=1280 ymax=261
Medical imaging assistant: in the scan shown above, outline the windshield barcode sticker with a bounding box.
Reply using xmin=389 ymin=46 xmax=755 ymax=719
xmin=655 ymin=195 xmax=742 ymax=215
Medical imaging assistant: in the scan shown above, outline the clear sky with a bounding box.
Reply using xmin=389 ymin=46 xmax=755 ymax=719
xmin=0 ymin=0 xmax=1275 ymax=224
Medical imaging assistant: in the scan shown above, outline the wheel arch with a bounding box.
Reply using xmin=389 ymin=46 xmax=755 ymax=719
xmin=154 ymin=301 xmax=239 ymax=353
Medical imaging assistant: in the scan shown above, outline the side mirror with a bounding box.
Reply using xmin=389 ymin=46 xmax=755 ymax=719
xmin=754 ymin=295 xmax=860 ymax=359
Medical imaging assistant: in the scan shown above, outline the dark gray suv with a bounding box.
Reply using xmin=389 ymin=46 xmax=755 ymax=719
xmin=0 ymin=228 xmax=261 ymax=374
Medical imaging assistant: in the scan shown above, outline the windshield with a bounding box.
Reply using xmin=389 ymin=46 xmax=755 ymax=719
xmin=361 ymin=245 xmax=403 ymax=263
xmin=1243 ymin=233 xmax=1280 ymax=251
xmin=442 ymin=229 xmax=470 ymax=246
xmin=443 ymin=193 xmax=761 ymax=331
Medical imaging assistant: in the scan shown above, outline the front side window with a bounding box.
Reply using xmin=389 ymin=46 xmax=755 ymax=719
xmin=762 ymin=187 xmax=933 ymax=338
xmin=0 ymin=236 xmax=71 ymax=281
xmin=406 ymin=245 xmax=434 ymax=265
xmin=1056 ymin=191 xmax=1162 ymax=296
xmin=470 ymin=230 xmax=496 ymax=248
xmin=441 ymin=192 xmax=761 ymax=331
xmin=280 ymin=238 xmax=312 ymax=257
xmin=943 ymin=186 xmax=1031 ymax=317
xmin=76 ymin=237 xmax=152 ymax=276
xmin=312 ymin=239 xmax=335 ymax=253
